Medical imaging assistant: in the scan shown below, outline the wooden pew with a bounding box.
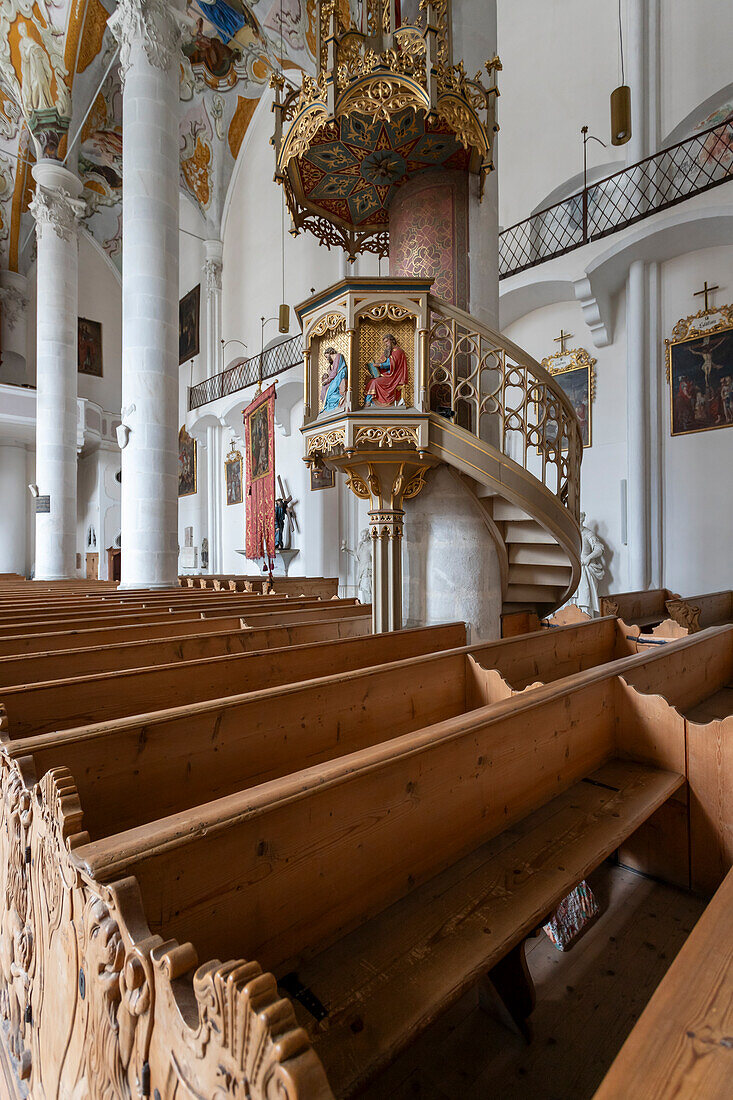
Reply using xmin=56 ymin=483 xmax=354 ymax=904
xmin=666 ymin=589 xmax=733 ymax=633
xmin=614 ymin=626 xmax=733 ymax=894
xmin=0 ymin=621 xmax=462 ymax=738
xmin=595 ymin=865 xmax=733 ymax=1100
xmin=0 ymin=593 xmax=337 ymax=630
xmin=0 ymin=614 xmax=668 ymax=739
xmin=64 ymin=665 xmax=683 ymax=1097
xmin=0 ymin=606 xmax=371 ymax=657
xmin=600 ymin=588 xmax=680 ymax=628
xmin=0 ymin=615 xmax=372 ymax=686
xmin=0 ymin=597 xmax=357 ymax=637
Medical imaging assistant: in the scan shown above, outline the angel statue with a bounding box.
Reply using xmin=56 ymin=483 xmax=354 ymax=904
xmin=574 ymin=511 xmax=606 ymax=616
xmin=274 ymin=475 xmax=298 ymax=550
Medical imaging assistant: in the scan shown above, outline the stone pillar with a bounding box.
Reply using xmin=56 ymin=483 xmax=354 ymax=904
xmin=624 ymin=0 xmax=662 ymax=589
xmin=109 ymin=0 xmax=181 ymax=588
xmin=626 ymin=258 xmax=649 ymax=590
xmin=204 ymin=239 xmax=223 ymax=379
xmin=0 ymin=445 xmax=28 ymax=575
xmin=29 ymin=160 xmax=84 ymax=580
xmin=0 ymin=271 xmax=29 ymax=386
xmin=334 ymin=453 xmax=437 ymax=632
xmin=202 ymin=241 xmax=223 ymax=574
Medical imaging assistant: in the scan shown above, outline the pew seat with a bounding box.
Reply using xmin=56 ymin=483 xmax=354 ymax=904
xmin=296 ymin=760 xmax=682 ymax=1097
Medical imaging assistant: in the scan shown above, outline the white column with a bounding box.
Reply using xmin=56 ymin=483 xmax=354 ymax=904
xmin=204 ymin=239 xmax=223 ymax=379
xmin=109 ymin=0 xmax=181 ymax=588
xmin=0 ymin=271 xmax=29 ymax=386
xmin=624 ymin=0 xmax=661 ymax=590
xmin=29 ymin=161 xmax=84 ymax=580
xmin=626 ymin=258 xmax=649 ymax=590
xmin=0 ymin=445 xmax=28 ymax=575
xmin=205 ymin=424 xmax=216 ymax=573
xmin=215 ymin=417 xmax=227 ymax=573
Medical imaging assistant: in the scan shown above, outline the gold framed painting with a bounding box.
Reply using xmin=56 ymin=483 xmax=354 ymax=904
xmin=225 ymin=448 xmax=243 ymax=505
xmin=178 ymin=425 xmax=197 ymax=497
xmin=666 ymin=304 xmax=733 ymax=437
xmin=540 ymin=346 xmax=596 ymax=449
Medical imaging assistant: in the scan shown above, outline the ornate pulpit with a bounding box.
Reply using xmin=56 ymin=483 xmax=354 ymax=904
xmin=299 ymin=278 xmax=439 ymax=630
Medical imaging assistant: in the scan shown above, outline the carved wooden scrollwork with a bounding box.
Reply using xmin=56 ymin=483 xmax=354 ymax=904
xmin=0 ymin=752 xmax=331 ymax=1099
xmin=354 ymin=425 xmax=419 ymax=449
xmin=307 ymin=428 xmax=346 ymax=455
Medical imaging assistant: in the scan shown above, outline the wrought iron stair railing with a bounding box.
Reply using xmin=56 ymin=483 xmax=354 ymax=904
xmin=499 ymin=117 xmax=733 ymax=278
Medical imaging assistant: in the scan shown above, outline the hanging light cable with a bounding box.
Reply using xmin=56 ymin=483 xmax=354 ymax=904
xmin=611 ymin=0 xmax=631 ymax=145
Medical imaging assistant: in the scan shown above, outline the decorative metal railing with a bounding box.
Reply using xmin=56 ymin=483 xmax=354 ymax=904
xmin=188 ymin=334 xmax=303 ymax=411
xmin=427 ymin=296 xmax=582 ymax=518
xmin=499 ymin=118 xmax=733 ymax=278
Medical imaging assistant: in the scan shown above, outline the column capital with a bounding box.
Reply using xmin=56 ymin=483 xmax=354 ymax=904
xmin=29 ymin=161 xmax=85 ymax=243
xmin=108 ymin=0 xmax=182 ymax=83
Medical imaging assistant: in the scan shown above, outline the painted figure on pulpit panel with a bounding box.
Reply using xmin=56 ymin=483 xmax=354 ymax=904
xmin=320 ymin=346 xmax=347 ymax=412
xmin=365 ymin=334 xmax=408 ymax=407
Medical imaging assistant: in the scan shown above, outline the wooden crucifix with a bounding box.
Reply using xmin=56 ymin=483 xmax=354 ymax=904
xmin=554 ymin=329 xmax=574 ymax=354
xmin=694 ymin=280 xmax=719 ymax=312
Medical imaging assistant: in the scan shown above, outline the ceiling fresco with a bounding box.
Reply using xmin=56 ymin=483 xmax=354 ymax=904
xmin=0 ymin=0 xmax=321 ymax=275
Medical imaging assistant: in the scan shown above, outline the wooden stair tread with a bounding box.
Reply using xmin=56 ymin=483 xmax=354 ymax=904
xmin=286 ymin=760 xmax=683 ymax=1097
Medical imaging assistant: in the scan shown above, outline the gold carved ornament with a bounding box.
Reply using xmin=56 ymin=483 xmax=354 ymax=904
xmin=354 ymin=424 xmax=420 ymax=448
xmin=306 ymin=427 xmax=346 ymax=455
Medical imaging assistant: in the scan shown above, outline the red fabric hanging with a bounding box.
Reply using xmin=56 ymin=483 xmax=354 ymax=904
xmin=243 ymin=384 xmax=276 ymax=564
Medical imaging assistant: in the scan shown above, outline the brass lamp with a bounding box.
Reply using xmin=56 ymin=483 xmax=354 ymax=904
xmin=611 ymin=85 xmax=631 ymax=146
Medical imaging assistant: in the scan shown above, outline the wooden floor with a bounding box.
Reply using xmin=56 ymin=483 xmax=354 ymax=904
xmin=360 ymin=864 xmax=706 ymax=1100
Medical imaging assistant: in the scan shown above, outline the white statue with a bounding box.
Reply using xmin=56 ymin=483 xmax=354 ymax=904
xmin=355 ymin=527 xmax=373 ymax=606
xmin=18 ymin=24 xmax=54 ymax=114
xmin=340 ymin=528 xmax=373 ymax=605
xmin=575 ymin=511 xmax=606 ymax=616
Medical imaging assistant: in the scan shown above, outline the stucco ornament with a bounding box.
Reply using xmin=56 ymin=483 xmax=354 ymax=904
xmin=18 ymin=23 xmax=54 ymax=112
xmin=574 ymin=511 xmax=606 ymax=617
xmin=28 ymin=184 xmax=85 ymax=242
xmin=108 ymin=0 xmax=182 ymax=83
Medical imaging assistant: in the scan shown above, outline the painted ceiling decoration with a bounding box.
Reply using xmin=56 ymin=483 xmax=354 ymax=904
xmin=0 ymin=0 xmax=320 ymax=273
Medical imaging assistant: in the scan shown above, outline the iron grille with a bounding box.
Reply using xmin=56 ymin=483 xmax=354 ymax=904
xmin=188 ymin=333 xmax=303 ymax=410
xmin=499 ymin=118 xmax=733 ymax=278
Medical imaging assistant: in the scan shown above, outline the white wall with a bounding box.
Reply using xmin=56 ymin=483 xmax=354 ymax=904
xmin=76 ymin=234 xmax=122 ymax=414
xmin=505 ymin=242 xmax=733 ymax=597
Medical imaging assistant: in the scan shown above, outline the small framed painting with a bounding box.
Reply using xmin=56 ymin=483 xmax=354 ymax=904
xmin=179 ymin=284 xmax=201 ymax=364
xmin=78 ymin=318 xmax=103 ymax=377
xmin=540 ymin=346 xmax=596 ymax=448
xmin=666 ymin=305 xmax=733 ymax=436
xmin=310 ymin=465 xmax=335 ymax=491
xmin=225 ymin=448 xmax=243 ymax=505
xmin=178 ymin=425 xmax=197 ymax=497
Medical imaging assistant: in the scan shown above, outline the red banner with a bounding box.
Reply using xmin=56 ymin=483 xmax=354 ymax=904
xmin=243 ymin=384 xmax=276 ymax=563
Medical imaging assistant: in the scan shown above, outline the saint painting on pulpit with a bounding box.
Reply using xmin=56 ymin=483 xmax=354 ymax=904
xmin=320 ymin=346 xmax=348 ymax=412
xmin=365 ymin=334 xmax=408 ymax=407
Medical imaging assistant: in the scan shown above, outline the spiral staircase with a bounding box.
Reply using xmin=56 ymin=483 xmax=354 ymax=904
xmin=300 ymin=280 xmax=582 ymax=627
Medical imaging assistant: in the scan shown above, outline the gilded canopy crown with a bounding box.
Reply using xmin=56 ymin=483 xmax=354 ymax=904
xmin=271 ymin=0 xmax=500 ymax=260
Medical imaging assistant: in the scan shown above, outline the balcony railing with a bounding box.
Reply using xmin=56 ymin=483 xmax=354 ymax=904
xmin=499 ymin=118 xmax=733 ymax=278
xmin=188 ymin=334 xmax=303 ymax=411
